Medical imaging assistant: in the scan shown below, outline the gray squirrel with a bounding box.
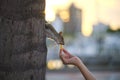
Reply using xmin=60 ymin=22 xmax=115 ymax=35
xmin=45 ymin=21 xmax=64 ymax=45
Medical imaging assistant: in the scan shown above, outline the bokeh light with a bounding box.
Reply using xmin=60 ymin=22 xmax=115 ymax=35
xmin=45 ymin=0 xmax=120 ymax=36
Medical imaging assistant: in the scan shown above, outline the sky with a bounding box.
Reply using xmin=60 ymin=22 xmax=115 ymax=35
xmin=45 ymin=0 xmax=120 ymax=36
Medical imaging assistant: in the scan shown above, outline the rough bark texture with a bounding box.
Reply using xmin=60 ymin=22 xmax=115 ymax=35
xmin=0 ymin=0 xmax=47 ymax=80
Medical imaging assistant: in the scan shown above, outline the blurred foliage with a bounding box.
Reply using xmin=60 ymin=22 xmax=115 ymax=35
xmin=107 ymin=28 xmax=120 ymax=33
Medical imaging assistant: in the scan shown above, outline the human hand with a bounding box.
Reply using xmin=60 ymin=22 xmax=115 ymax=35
xmin=59 ymin=48 xmax=80 ymax=66
xmin=59 ymin=49 xmax=96 ymax=80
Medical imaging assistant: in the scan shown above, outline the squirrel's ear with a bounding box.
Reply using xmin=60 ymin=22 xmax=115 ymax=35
xmin=59 ymin=32 xmax=63 ymax=36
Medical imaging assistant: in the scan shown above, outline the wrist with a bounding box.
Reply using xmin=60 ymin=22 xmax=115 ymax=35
xmin=74 ymin=58 xmax=82 ymax=67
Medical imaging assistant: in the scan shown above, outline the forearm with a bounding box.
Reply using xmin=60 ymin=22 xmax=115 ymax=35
xmin=76 ymin=60 xmax=96 ymax=80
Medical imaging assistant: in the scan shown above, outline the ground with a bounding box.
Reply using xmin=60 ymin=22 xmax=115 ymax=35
xmin=46 ymin=71 xmax=120 ymax=80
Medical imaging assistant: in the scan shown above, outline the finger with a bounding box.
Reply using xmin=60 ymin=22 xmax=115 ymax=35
xmin=59 ymin=49 xmax=62 ymax=53
xmin=59 ymin=49 xmax=63 ymax=56
xmin=59 ymin=50 xmax=65 ymax=59
xmin=59 ymin=49 xmax=67 ymax=57
xmin=60 ymin=55 xmax=63 ymax=62
xmin=62 ymin=49 xmax=70 ymax=55
xmin=59 ymin=52 xmax=69 ymax=64
xmin=63 ymin=49 xmax=73 ymax=57
xmin=60 ymin=54 xmax=67 ymax=64
xmin=60 ymin=52 xmax=67 ymax=58
xmin=59 ymin=51 xmax=63 ymax=60
xmin=61 ymin=56 xmax=69 ymax=64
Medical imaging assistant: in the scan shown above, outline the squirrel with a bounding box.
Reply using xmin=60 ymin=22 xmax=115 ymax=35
xmin=45 ymin=21 xmax=64 ymax=45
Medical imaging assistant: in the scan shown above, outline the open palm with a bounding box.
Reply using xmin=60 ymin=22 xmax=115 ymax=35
xmin=59 ymin=48 xmax=80 ymax=66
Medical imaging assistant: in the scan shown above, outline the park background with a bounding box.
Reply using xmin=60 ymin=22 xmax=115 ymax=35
xmin=45 ymin=0 xmax=120 ymax=80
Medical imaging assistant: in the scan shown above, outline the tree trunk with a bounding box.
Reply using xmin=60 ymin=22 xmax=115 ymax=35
xmin=0 ymin=0 xmax=47 ymax=80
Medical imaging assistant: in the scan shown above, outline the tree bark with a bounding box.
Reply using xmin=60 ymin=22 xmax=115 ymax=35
xmin=0 ymin=0 xmax=47 ymax=80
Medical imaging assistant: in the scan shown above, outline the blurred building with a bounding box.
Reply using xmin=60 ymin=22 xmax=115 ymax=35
xmin=64 ymin=4 xmax=82 ymax=35
xmin=46 ymin=0 xmax=120 ymax=71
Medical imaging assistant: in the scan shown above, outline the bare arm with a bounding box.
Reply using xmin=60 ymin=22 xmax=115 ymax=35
xmin=75 ymin=58 xmax=96 ymax=80
xmin=59 ymin=49 xmax=96 ymax=80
